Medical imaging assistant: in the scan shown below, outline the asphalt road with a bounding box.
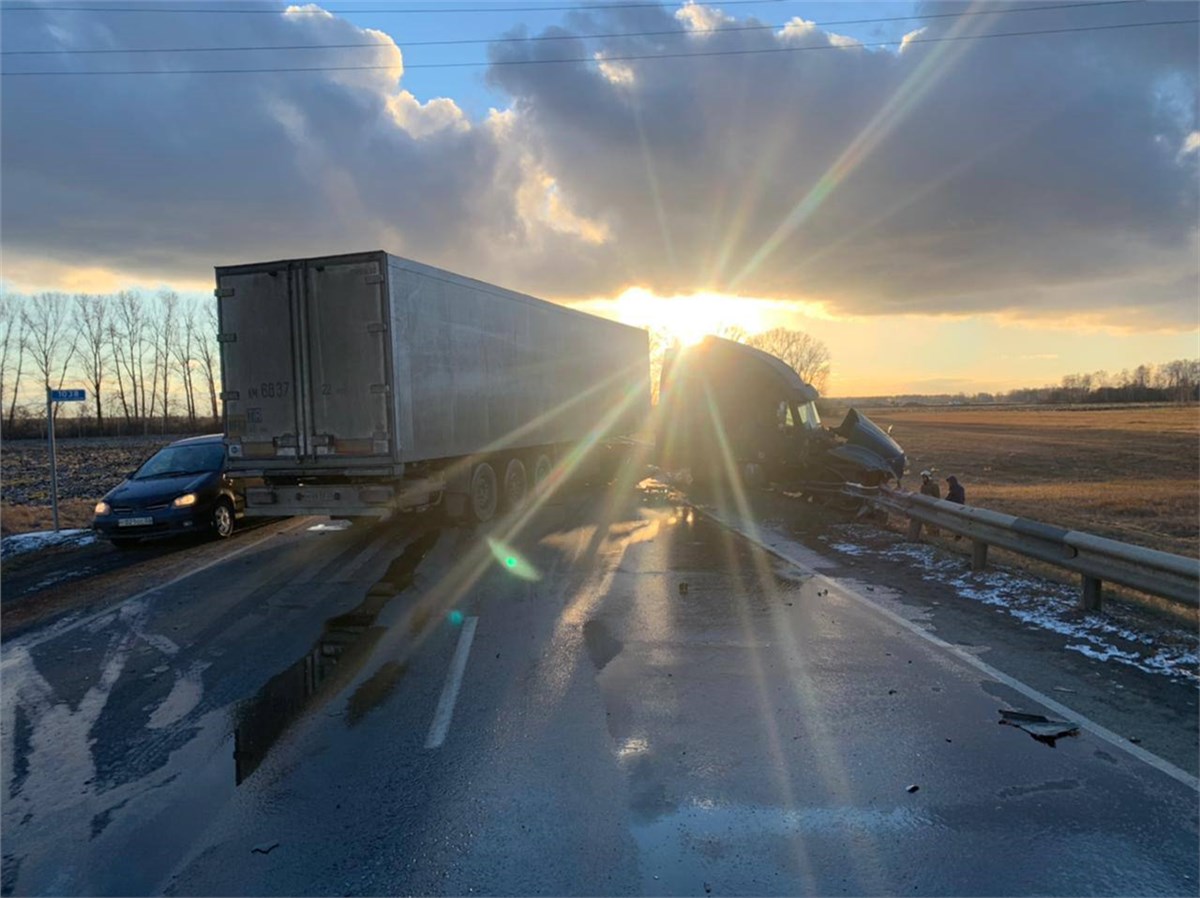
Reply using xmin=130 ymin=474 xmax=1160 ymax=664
xmin=1 ymin=479 xmax=1197 ymax=896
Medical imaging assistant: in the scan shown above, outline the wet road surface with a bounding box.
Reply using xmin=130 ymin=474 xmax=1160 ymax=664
xmin=1 ymin=481 xmax=1197 ymax=895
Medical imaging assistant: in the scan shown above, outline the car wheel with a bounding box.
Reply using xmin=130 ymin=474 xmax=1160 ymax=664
xmin=211 ymin=498 xmax=236 ymax=539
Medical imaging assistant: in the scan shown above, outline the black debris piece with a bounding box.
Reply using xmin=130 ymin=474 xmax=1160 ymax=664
xmin=998 ymin=710 xmax=1080 ymax=747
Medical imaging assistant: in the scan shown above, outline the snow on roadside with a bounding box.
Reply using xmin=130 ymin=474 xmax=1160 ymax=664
xmin=825 ymin=525 xmax=1200 ymax=684
xmin=1 ymin=528 xmax=96 ymax=561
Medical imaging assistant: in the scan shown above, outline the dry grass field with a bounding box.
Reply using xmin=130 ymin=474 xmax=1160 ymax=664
xmin=853 ymin=404 xmax=1199 ymax=558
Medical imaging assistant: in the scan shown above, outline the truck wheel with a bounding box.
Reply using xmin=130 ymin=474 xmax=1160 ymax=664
xmin=503 ymin=458 xmax=528 ymax=510
xmin=470 ymin=462 xmax=499 ymax=523
xmin=533 ymin=454 xmax=553 ymax=491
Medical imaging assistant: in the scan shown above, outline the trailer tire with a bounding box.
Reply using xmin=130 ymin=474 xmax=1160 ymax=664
xmin=502 ymin=458 xmax=528 ymax=510
xmin=532 ymin=454 xmax=553 ymax=492
xmin=469 ymin=462 xmax=499 ymax=523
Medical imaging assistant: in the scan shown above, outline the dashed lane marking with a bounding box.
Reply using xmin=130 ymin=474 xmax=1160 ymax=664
xmin=425 ymin=616 xmax=479 ymax=749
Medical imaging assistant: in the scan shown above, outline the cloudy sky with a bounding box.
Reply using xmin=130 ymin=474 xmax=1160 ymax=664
xmin=2 ymin=0 xmax=1197 ymax=395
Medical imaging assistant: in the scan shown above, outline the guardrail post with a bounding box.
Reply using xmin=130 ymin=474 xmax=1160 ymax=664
xmin=971 ymin=540 xmax=988 ymax=572
xmin=906 ymin=519 xmax=923 ymax=540
xmin=1081 ymin=575 xmax=1103 ymax=612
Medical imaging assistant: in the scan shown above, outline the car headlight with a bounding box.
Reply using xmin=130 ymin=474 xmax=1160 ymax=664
xmin=173 ymin=493 xmax=197 ymax=508
xmin=94 ymin=501 xmax=110 ymax=516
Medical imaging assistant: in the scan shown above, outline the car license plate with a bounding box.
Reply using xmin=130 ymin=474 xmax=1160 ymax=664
xmin=118 ymin=516 xmax=153 ymax=527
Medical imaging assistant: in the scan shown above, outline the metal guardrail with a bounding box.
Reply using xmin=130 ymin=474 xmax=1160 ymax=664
xmin=845 ymin=485 xmax=1199 ymax=611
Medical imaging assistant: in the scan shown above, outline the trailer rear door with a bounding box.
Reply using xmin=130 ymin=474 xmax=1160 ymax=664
xmin=301 ymin=258 xmax=394 ymax=459
xmin=218 ymin=267 xmax=304 ymax=460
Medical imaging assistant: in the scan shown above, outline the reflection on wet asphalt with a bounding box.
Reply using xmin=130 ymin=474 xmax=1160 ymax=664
xmin=233 ymin=530 xmax=439 ymax=784
xmin=2 ymin=478 xmax=1197 ymax=897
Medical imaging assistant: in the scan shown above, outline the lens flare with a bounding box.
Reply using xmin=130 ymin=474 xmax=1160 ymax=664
xmin=487 ymin=537 xmax=541 ymax=581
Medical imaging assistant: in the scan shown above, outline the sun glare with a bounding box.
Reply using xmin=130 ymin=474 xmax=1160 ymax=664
xmin=608 ymin=287 xmax=769 ymax=345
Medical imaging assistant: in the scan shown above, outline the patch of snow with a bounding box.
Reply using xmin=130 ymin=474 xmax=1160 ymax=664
xmin=0 ymin=528 xmax=96 ymax=560
xmin=827 ymin=543 xmax=868 ymax=556
xmin=824 ymin=524 xmax=1199 ymax=684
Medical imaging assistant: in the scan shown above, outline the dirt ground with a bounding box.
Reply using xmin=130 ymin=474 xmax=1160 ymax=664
xmin=850 ymin=404 xmax=1199 ymax=558
xmin=1 ymin=436 xmax=175 ymax=537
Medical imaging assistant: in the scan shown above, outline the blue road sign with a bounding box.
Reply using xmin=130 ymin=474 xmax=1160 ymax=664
xmin=49 ymin=389 xmax=86 ymax=402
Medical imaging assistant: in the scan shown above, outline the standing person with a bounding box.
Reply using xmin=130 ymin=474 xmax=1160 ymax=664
xmin=918 ymin=470 xmax=941 ymax=535
xmin=945 ymin=475 xmax=965 ymax=505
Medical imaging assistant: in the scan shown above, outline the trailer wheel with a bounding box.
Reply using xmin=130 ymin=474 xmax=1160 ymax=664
xmin=533 ymin=454 xmax=553 ymax=491
xmin=469 ymin=462 xmax=499 ymax=523
xmin=503 ymin=458 xmax=528 ymax=509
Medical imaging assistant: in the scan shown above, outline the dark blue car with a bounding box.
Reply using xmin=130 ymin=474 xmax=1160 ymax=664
xmin=92 ymin=434 xmax=244 ymax=548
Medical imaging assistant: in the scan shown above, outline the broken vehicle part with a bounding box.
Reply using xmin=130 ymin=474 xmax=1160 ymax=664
xmin=998 ymin=709 xmax=1081 ymax=747
xmin=656 ymin=336 xmax=907 ymax=490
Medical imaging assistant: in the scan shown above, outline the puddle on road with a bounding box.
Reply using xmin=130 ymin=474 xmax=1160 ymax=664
xmin=232 ymin=530 xmax=438 ymax=784
xmin=583 ymin=619 xmax=623 ymax=671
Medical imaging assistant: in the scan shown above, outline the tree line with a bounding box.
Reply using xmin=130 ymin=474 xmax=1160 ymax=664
xmin=0 ymin=291 xmax=221 ymax=439
xmin=1000 ymin=360 xmax=1200 ymax=405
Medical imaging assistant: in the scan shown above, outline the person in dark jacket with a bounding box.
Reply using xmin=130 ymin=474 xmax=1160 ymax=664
xmin=918 ymin=470 xmax=940 ymax=535
xmin=945 ymin=475 xmax=965 ymax=505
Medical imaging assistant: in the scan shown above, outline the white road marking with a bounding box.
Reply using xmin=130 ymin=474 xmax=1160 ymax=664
xmin=1 ymin=517 xmax=314 ymax=657
xmin=702 ymin=505 xmax=1200 ymax=792
xmin=425 ymin=616 xmax=479 ymax=749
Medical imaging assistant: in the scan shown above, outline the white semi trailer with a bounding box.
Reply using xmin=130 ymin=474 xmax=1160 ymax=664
xmin=216 ymin=250 xmax=650 ymax=522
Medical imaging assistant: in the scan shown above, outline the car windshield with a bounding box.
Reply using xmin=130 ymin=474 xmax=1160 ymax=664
xmin=133 ymin=443 xmax=224 ymax=479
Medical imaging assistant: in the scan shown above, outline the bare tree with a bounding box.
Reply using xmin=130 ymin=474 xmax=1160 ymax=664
xmin=112 ymin=290 xmax=150 ymax=427
xmin=151 ymin=290 xmax=179 ymax=430
xmin=23 ymin=292 xmax=78 ymax=423
xmin=75 ymin=293 xmax=110 ymax=429
xmin=745 ymin=327 xmax=832 ymax=394
xmin=173 ymin=301 xmax=198 ymax=426
xmin=0 ymin=293 xmax=28 ymax=432
xmin=196 ymin=301 xmax=220 ymax=420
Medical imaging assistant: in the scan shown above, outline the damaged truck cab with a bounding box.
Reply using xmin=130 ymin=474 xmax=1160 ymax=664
xmin=656 ymin=336 xmax=905 ymax=489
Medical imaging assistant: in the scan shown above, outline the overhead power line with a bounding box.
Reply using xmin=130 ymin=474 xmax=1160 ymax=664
xmin=2 ymin=0 xmax=787 ymax=13
xmin=2 ymin=17 xmax=1194 ymax=76
xmin=0 ymin=0 xmax=1143 ymax=56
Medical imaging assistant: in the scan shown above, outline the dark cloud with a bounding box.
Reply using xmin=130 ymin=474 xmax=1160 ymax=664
xmin=488 ymin=1 xmax=1199 ymax=323
xmin=1 ymin=1 xmax=1196 ymax=327
xmin=1 ymin=2 xmax=515 ymax=281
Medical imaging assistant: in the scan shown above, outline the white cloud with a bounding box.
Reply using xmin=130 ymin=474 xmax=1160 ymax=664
xmin=674 ymin=2 xmax=735 ymax=34
xmin=899 ymin=27 xmax=927 ymax=52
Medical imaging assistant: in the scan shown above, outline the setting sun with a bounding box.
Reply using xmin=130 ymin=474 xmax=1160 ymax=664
xmin=575 ymin=287 xmax=788 ymax=347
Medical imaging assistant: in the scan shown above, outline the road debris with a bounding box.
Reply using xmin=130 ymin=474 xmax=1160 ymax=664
xmin=998 ymin=710 xmax=1080 ymax=747
xmin=251 ymin=841 xmax=280 ymax=855
xmin=906 ymin=784 xmax=920 ymax=793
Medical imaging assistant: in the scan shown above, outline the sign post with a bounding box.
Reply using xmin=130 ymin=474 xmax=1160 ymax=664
xmin=46 ymin=388 xmax=86 ymax=532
